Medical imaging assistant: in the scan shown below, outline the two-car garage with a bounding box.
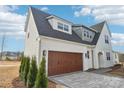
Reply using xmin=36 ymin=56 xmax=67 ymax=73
xmin=48 ymin=51 xmax=83 ymax=76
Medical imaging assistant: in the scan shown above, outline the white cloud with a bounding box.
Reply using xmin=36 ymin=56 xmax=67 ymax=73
xmin=74 ymin=6 xmax=91 ymax=17
xmin=74 ymin=5 xmax=124 ymax=25
xmin=0 ymin=5 xmax=18 ymax=12
xmin=40 ymin=7 xmax=49 ymax=12
xmin=0 ymin=5 xmax=26 ymax=39
xmin=111 ymin=33 xmax=124 ymax=46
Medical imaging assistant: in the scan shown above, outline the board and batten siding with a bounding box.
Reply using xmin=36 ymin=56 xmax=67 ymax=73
xmin=93 ymin=23 xmax=114 ymax=69
xmin=24 ymin=8 xmax=40 ymax=65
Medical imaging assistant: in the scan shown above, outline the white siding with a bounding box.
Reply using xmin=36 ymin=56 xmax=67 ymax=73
xmin=94 ymin=23 xmax=114 ymax=69
xmin=24 ymin=9 xmax=40 ymax=65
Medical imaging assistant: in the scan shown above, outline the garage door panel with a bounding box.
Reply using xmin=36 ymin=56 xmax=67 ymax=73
xmin=48 ymin=51 xmax=83 ymax=76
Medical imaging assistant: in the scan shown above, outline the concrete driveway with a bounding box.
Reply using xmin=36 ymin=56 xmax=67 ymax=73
xmin=49 ymin=72 xmax=124 ymax=88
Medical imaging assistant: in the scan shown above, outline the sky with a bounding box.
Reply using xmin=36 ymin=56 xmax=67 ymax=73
xmin=0 ymin=5 xmax=124 ymax=53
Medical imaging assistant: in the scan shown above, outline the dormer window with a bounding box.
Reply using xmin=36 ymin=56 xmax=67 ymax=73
xmin=58 ymin=22 xmax=63 ymax=30
xmin=57 ymin=22 xmax=69 ymax=32
xmin=90 ymin=35 xmax=92 ymax=38
xmin=64 ymin=25 xmax=69 ymax=31
xmin=84 ymin=31 xmax=86 ymax=36
xmin=47 ymin=16 xmax=72 ymax=34
xmin=87 ymin=32 xmax=89 ymax=37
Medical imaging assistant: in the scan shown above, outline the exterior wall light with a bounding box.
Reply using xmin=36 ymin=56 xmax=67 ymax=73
xmin=43 ymin=50 xmax=47 ymax=57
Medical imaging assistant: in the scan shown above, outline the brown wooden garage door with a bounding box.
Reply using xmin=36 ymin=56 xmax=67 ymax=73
xmin=48 ymin=51 xmax=83 ymax=76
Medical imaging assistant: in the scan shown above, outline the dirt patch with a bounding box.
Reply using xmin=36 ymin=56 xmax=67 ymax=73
xmin=0 ymin=61 xmax=20 ymax=65
xmin=0 ymin=61 xmax=59 ymax=88
xmin=0 ymin=61 xmax=21 ymax=88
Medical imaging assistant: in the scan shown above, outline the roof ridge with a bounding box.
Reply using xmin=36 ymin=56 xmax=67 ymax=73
xmin=30 ymin=6 xmax=51 ymax=16
xmin=90 ymin=21 xmax=106 ymax=28
xmin=30 ymin=6 xmax=73 ymax=24
xmin=90 ymin=21 xmax=106 ymax=32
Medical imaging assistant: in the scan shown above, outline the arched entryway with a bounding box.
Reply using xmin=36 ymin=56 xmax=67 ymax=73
xmin=98 ymin=52 xmax=103 ymax=68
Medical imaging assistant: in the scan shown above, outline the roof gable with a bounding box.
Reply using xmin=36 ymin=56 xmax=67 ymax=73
xmin=90 ymin=21 xmax=105 ymax=32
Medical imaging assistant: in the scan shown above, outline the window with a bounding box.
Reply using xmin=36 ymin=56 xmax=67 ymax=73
xmin=90 ymin=35 xmax=92 ymax=38
xmin=58 ymin=22 xmax=63 ymax=30
xmin=64 ymin=25 xmax=69 ymax=31
xmin=57 ymin=22 xmax=69 ymax=32
xmin=105 ymin=35 xmax=109 ymax=44
xmin=106 ymin=52 xmax=110 ymax=60
xmin=87 ymin=32 xmax=89 ymax=37
xmin=84 ymin=31 xmax=86 ymax=36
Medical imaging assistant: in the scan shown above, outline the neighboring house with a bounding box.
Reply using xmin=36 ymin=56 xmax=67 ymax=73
xmin=24 ymin=7 xmax=116 ymax=76
xmin=118 ymin=53 xmax=124 ymax=62
xmin=113 ymin=51 xmax=120 ymax=64
xmin=113 ymin=51 xmax=124 ymax=64
xmin=0 ymin=51 xmax=21 ymax=60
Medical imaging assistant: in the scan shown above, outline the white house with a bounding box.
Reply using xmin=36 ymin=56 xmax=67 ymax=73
xmin=24 ymin=7 xmax=117 ymax=76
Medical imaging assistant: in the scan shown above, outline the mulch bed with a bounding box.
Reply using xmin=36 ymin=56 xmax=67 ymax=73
xmin=48 ymin=80 xmax=57 ymax=88
xmin=12 ymin=77 xmax=26 ymax=88
xmin=11 ymin=77 xmax=57 ymax=88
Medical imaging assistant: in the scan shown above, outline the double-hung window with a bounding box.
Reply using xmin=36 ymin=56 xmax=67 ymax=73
xmin=58 ymin=22 xmax=63 ymax=30
xmin=105 ymin=35 xmax=109 ymax=44
xmin=64 ymin=25 xmax=69 ymax=31
xmin=106 ymin=52 xmax=110 ymax=60
xmin=84 ymin=31 xmax=86 ymax=36
xmin=57 ymin=22 xmax=69 ymax=32
xmin=87 ymin=32 xmax=89 ymax=37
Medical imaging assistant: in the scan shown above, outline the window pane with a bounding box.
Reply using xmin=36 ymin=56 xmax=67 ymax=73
xmin=58 ymin=22 xmax=63 ymax=30
xmin=105 ymin=35 xmax=109 ymax=44
xmin=87 ymin=32 xmax=89 ymax=37
xmin=106 ymin=52 xmax=110 ymax=60
xmin=84 ymin=31 xmax=86 ymax=36
xmin=64 ymin=25 xmax=69 ymax=31
xmin=90 ymin=35 xmax=92 ymax=38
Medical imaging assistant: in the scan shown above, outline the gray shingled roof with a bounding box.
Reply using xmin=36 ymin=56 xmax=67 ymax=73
xmin=30 ymin=7 xmax=101 ymax=45
xmin=90 ymin=21 xmax=105 ymax=32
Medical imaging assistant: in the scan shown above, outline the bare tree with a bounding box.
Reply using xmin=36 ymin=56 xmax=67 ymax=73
xmin=0 ymin=34 xmax=5 ymax=60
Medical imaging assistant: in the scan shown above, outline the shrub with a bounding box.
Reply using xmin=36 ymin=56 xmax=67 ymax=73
xmin=19 ymin=54 xmax=24 ymax=78
xmin=23 ymin=57 xmax=30 ymax=85
xmin=27 ymin=57 xmax=38 ymax=87
xmin=34 ymin=57 xmax=48 ymax=88
xmin=20 ymin=56 xmax=26 ymax=80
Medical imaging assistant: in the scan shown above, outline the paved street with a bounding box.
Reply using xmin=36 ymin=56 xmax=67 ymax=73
xmin=50 ymin=72 xmax=124 ymax=88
